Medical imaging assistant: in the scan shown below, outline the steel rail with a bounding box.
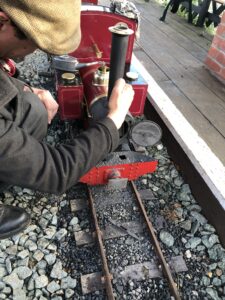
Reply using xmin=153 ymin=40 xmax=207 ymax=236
xmin=130 ymin=180 xmax=181 ymax=300
xmin=87 ymin=187 xmax=115 ymax=300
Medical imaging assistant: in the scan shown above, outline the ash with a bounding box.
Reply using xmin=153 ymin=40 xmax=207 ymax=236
xmin=0 ymin=51 xmax=224 ymax=300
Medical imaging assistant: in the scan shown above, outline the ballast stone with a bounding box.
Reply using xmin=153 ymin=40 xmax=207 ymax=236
xmin=159 ymin=230 xmax=174 ymax=247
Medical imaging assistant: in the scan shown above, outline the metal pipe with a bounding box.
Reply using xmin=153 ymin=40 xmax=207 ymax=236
xmin=107 ymin=23 xmax=134 ymax=99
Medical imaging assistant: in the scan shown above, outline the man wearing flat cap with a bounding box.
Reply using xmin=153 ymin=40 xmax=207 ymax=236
xmin=0 ymin=0 xmax=134 ymax=239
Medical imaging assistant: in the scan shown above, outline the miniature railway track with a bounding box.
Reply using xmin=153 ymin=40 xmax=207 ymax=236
xmin=130 ymin=181 xmax=180 ymax=300
xmin=88 ymin=187 xmax=115 ymax=299
xmin=70 ymin=181 xmax=188 ymax=299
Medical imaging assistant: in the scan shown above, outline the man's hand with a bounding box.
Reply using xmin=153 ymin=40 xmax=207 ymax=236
xmin=24 ymin=86 xmax=58 ymax=124
xmin=107 ymin=79 xmax=134 ymax=129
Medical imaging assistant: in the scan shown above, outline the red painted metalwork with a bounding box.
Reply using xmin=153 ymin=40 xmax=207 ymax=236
xmin=57 ymin=86 xmax=84 ymax=120
xmin=70 ymin=8 xmax=137 ymax=64
xmin=55 ymin=5 xmax=148 ymax=119
xmin=130 ymin=84 xmax=148 ymax=116
xmin=79 ymin=64 xmax=108 ymax=109
xmin=0 ymin=58 xmax=16 ymax=77
xmin=80 ymin=161 xmax=158 ymax=185
xmin=56 ymin=63 xmax=148 ymax=119
xmin=56 ymin=76 xmax=84 ymax=120
xmin=82 ymin=0 xmax=98 ymax=4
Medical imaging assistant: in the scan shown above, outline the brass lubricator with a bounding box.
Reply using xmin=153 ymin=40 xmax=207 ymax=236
xmin=61 ymin=72 xmax=79 ymax=85
xmin=93 ymin=64 xmax=110 ymax=86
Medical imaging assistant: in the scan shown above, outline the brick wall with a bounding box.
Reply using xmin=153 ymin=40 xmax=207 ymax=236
xmin=205 ymin=12 xmax=225 ymax=85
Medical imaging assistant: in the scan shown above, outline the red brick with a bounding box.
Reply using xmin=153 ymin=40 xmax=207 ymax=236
xmin=206 ymin=14 xmax=225 ymax=82
xmin=216 ymin=24 xmax=225 ymax=39
xmin=208 ymin=46 xmax=220 ymax=59
xmin=216 ymin=51 xmax=225 ymax=65
xmin=221 ymin=12 xmax=225 ymax=23
xmin=220 ymin=67 xmax=225 ymax=80
xmin=205 ymin=56 xmax=222 ymax=73
xmin=212 ymin=35 xmax=225 ymax=51
xmin=208 ymin=47 xmax=225 ymax=66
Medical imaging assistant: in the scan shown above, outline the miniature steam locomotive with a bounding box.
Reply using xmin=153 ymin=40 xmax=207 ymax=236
xmin=52 ymin=1 xmax=162 ymax=187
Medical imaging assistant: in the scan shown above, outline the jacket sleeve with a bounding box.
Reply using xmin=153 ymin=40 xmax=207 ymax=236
xmin=0 ymin=117 xmax=119 ymax=194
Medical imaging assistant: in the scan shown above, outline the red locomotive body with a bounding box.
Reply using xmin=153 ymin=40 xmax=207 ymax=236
xmin=53 ymin=3 xmax=161 ymax=186
xmin=55 ymin=6 xmax=148 ymax=120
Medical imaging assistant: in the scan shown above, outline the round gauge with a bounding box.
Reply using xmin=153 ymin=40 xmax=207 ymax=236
xmin=130 ymin=120 xmax=162 ymax=147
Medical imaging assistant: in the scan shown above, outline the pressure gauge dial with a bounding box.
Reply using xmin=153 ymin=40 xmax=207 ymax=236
xmin=130 ymin=120 xmax=162 ymax=147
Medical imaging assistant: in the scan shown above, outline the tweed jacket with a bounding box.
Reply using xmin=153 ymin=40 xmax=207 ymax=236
xmin=0 ymin=69 xmax=119 ymax=193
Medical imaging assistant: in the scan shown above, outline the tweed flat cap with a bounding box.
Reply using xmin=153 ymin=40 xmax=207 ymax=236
xmin=0 ymin=0 xmax=81 ymax=55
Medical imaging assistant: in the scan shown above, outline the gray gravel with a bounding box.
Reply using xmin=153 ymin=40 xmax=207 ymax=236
xmin=0 ymin=50 xmax=225 ymax=299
